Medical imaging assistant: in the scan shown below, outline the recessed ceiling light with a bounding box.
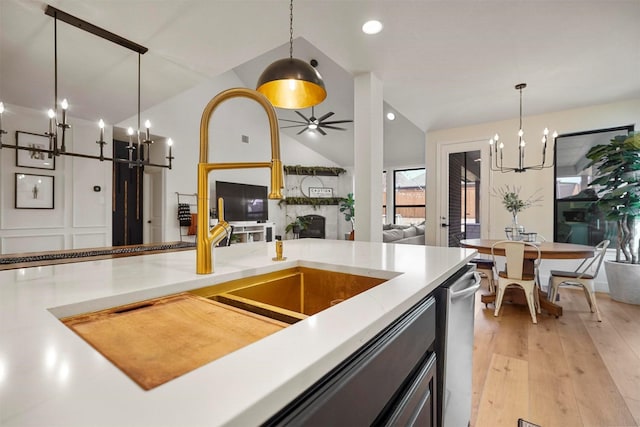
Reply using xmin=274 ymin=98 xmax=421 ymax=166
xmin=362 ymin=20 xmax=383 ymax=35
xmin=386 ymin=112 xmax=396 ymax=121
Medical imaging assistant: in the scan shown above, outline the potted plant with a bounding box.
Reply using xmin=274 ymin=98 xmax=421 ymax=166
xmin=584 ymin=131 xmax=640 ymax=304
xmin=284 ymin=216 xmax=310 ymax=239
xmin=339 ymin=193 xmax=355 ymax=240
xmin=493 ymin=185 xmax=542 ymax=239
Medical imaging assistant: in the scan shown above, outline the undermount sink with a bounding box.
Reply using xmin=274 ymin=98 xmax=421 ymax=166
xmin=189 ymin=266 xmax=389 ymax=324
xmin=60 ymin=265 xmax=390 ymax=390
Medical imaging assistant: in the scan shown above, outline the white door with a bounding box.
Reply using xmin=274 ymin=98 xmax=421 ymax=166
xmin=438 ymin=140 xmax=490 ymax=246
xmin=143 ymin=168 xmax=165 ymax=244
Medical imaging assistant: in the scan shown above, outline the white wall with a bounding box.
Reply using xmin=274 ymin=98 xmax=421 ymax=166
xmin=0 ymin=104 xmax=112 ymax=254
xmin=426 ymin=97 xmax=640 ymax=292
xmin=120 ymin=70 xmax=344 ymax=243
xmin=0 ymin=69 xmax=346 ymax=255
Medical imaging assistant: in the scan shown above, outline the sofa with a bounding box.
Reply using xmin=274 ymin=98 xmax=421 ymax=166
xmin=382 ymin=223 xmax=425 ymax=245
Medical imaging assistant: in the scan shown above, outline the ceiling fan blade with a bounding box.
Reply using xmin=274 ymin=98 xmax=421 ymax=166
xmin=280 ymin=124 xmax=307 ymax=129
xmin=321 ymin=125 xmax=348 ymax=131
xmin=278 ymin=118 xmax=309 ymax=124
xmin=295 ymin=110 xmax=310 ymax=123
xmin=317 ymin=127 xmax=327 ymax=136
xmin=317 ymin=111 xmax=334 ymax=122
xmin=321 ymin=119 xmax=353 ymax=125
xmin=296 ymin=127 xmax=309 ymax=135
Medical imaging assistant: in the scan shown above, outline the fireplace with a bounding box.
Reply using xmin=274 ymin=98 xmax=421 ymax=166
xmin=299 ymin=215 xmax=325 ymax=239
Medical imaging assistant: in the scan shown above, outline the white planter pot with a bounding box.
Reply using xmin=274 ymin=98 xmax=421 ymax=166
xmin=604 ymin=260 xmax=640 ymax=305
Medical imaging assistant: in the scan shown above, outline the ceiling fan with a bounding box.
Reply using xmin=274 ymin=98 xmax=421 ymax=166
xmin=279 ymin=106 xmax=353 ymax=136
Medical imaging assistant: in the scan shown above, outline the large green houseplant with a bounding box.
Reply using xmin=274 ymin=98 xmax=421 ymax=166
xmin=339 ymin=193 xmax=355 ymax=240
xmin=584 ymin=131 xmax=640 ymax=304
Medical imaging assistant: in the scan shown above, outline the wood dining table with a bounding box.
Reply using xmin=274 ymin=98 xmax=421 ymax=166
xmin=459 ymin=238 xmax=595 ymax=317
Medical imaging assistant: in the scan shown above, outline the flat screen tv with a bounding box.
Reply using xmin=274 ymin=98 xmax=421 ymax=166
xmin=215 ymin=181 xmax=268 ymax=222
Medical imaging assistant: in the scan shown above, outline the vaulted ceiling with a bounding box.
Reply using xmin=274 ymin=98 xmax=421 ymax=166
xmin=2 ymin=0 xmax=639 ymax=167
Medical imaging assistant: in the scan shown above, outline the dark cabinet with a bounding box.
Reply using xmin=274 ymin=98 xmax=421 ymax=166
xmin=264 ymin=296 xmax=437 ymax=426
xmin=383 ymin=353 xmax=436 ymax=427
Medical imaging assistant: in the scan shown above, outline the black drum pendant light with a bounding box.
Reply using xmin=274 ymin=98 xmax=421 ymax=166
xmin=256 ymin=0 xmax=326 ymax=109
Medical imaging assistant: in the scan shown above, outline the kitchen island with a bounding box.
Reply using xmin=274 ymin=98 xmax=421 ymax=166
xmin=0 ymin=239 xmax=475 ymax=426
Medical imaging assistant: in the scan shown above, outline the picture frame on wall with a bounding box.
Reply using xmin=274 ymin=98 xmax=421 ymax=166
xmin=15 ymin=173 xmax=54 ymax=209
xmin=15 ymin=131 xmax=55 ymax=170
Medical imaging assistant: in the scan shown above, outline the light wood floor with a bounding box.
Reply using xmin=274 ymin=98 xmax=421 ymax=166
xmin=472 ymin=286 xmax=640 ymax=427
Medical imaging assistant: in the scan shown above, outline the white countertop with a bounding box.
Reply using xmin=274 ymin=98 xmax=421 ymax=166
xmin=0 ymin=239 xmax=475 ymax=426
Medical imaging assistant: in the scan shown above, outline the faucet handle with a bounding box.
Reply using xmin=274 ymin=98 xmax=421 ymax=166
xmin=272 ymin=239 xmax=286 ymax=261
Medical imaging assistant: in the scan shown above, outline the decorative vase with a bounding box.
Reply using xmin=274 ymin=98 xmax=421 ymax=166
xmin=508 ymin=212 xmax=524 ymax=240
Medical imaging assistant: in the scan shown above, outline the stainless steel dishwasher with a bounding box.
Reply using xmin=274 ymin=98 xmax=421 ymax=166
xmin=435 ymin=265 xmax=481 ymax=427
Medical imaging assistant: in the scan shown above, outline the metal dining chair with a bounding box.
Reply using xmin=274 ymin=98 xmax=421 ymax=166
xmin=491 ymin=240 xmax=542 ymax=324
xmin=548 ymin=239 xmax=610 ymax=322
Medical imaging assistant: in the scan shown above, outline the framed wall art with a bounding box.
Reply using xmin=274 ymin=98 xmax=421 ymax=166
xmin=15 ymin=173 xmax=54 ymax=209
xmin=15 ymin=131 xmax=55 ymax=170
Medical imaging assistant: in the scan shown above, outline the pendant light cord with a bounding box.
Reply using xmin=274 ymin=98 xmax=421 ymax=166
xmin=54 ymin=15 xmax=58 ymax=118
xmin=289 ymin=0 xmax=293 ymax=59
xmin=137 ymin=52 xmax=142 ymax=162
xmin=138 ymin=53 xmax=141 ymax=131
xmin=519 ymin=86 xmax=523 ymax=132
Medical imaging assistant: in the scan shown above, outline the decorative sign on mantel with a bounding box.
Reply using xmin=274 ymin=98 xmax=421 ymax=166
xmin=309 ymin=187 xmax=333 ymax=198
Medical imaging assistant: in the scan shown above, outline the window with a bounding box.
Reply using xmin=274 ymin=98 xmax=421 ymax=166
xmin=394 ymin=168 xmax=425 ymax=225
xmin=554 ymin=125 xmax=634 ymax=246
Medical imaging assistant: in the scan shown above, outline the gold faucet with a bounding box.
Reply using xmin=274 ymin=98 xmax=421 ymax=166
xmin=196 ymin=88 xmax=283 ymax=274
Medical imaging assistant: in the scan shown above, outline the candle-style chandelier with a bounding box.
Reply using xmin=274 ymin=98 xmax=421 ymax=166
xmin=489 ymin=83 xmax=557 ymax=173
xmin=0 ymin=5 xmax=174 ymax=169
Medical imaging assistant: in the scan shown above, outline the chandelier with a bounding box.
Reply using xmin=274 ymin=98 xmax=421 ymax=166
xmin=0 ymin=6 xmax=174 ymax=169
xmin=489 ymin=83 xmax=556 ymax=173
